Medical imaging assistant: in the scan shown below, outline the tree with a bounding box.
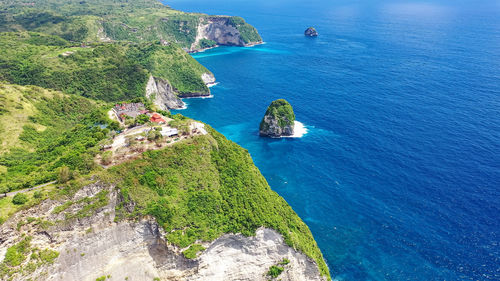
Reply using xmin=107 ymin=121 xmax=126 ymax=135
xmin=58 ymin=166 xmax=71 ymax=183
xmin=12 ymin=193 xmax=28 ymax=205
xmin=135 ymin=114 xmax=150 ymax=125
xmin=0 ymin=185 xmax=8 ymax=197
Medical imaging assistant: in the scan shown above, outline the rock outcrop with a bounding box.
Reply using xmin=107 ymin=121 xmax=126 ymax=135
xmin=0 ymin=181 xmax=326 ymax=281
xmin=145 ymin=75 xmax=185 ymax=110
xmin=202 ymin=72 xmax=216 ymax=86
xmin=305 ymin=27 xmax=318 ymax=37
xmin=260 ymin=99 xmax=296 ymax=137
xmin=191 ymin=16 xmax=263 ymax=52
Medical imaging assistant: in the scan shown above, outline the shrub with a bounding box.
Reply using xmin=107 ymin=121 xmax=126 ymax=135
xmin=182 ymin=244 xmax=205 ymax=259
xmin=12 ymin=193 xmax=28 ymax=205
xmin=279 ymin=258 xmax=290 ymax=265
xmin=4 ymin=237 xmax=32 ymax=267
xmin=135 ymin=114 xmax=150 ymax=125
xmin=267 ymin=266 xmax=284 ymax=278
xmin=101 ymin=151 xmax=113 ymax=165
xmin=58 ymin=166 xmax=71 ymax=183
xmin=33 ymin=190 xmax=43 ymax=199
xmin=38 ymin=249 xmax=59 ymax=264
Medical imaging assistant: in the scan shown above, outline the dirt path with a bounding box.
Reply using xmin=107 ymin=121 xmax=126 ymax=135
xmin=2 ymin=181 xmax=57 ymax=198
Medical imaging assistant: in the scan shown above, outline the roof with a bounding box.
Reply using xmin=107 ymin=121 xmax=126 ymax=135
xmin=150 ymin=113 xmax=166 ymax=123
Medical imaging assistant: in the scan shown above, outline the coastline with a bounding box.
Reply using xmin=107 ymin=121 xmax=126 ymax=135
xmin=189 ymin=41 xmax=265 ymax=54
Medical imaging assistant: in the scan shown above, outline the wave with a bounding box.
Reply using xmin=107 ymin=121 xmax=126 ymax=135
xmin=283 ymin=121 xmax=308 ymax=138
xmin=207 ymin=82 xmax=219 ymax=88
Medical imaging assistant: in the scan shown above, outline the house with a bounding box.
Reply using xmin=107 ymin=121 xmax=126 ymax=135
xmin=150 ymin=113 xmax=166 ymax=124
xmin=113 ymin=103 xmax=147 ymax=122
xmin=160 ymin=127 xmax=179 ymax=137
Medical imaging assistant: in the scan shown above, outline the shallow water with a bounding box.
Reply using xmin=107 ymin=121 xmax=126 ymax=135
xmin=168 ymin=0 xmax=500 ymax=280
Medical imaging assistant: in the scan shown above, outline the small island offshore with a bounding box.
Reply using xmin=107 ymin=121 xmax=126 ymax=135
xmin=260 ymin=99 xmax=296 ymax=137
xmin=305 ymin=27 xmax=319 ymax=37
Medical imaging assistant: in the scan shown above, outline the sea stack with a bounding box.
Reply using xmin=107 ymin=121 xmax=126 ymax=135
xmin=304 ymin=27 xmax=318 ymax=37
xmin=260 ymin=99 xmax=295 ymax=137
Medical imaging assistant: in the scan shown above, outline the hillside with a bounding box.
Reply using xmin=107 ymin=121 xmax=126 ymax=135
xmin=0 ymin=0 xmax=262 ymax=51
xmin=0 ymin=32 xmax=212 ymax=101
xmin=0 ymin=1 xmax=330 ymax=280
xmin=0 ymin=83 xmax=331 ymax=280
xmin=0 ymin=83 xmax=112 ymax=193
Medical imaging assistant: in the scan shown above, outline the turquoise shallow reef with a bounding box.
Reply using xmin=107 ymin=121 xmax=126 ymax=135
xmin=169 ymin=0 xmax=500 ymax=280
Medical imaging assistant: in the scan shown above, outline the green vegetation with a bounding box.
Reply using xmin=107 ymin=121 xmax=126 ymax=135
xmin=279 ymin=258 xmax=290 ymax=265
xmin=227 ymin=16 xmax=262 ymax=44
xmin=0 ymin=184 xmax=55 ymax=224
xmin=267 ymin=265 xmax=284 ymax=278
xmin=182 ymin=244 xmax=205 ymax=259
xmin=4 ymin=237 xmax=32 ymax=267
xmin=198 ymin=39 xmax=217 ymax=49
xmin=33 ymin=249 xmax=59 ymax=264
xmin=12 ymin=193 xmax=28 ymax=205
xmin=0 ymin=2 xmax=329 ymax=280
xmin=0 ymin=32 xmax=210 ymax=99
xmin=260 ymin=99 xmax=296 ymax=130
xmin=0 ymin=0 xmax=261 ymax=49
xmin=127 ymin=42 xmax=210 ymax=95
xmin=96 ymin=276 xmax=106 ymax=281
xmin=106 ymin=125 xmax=329 ymax=278
xmin=0 ymin=83 xmax=111 ymax=192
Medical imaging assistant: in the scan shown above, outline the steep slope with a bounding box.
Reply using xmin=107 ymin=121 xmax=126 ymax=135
xmin=0 ymin=0 xmax=262 ymax=51
xmin=0 ymin=120 xmax=331 ymax=280
xmin=0 ymin=32 xmax=212 ymax=102
xmin=0 ymin=83 xmax=112 ymax=193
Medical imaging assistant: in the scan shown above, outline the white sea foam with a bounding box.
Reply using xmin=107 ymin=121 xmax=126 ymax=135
xmin=207 ymin=82 xmax=219 ymax=88
xmin=283 ymin=121 xmax=308 ymax=138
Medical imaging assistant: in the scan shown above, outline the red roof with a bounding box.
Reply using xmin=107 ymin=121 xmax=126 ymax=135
xmin=150 ymin=113 xmax=166 ymax=123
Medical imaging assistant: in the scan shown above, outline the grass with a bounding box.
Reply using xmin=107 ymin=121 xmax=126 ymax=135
xmin=0 ymin=82 xmax=111 ymax=192
xmin=0 ymin=183 xmax=56 ymax=224
xmin=0 ymin=84 xmax=49 ymax=154
xmin=182 ymin=244 xmax=205 ymax=259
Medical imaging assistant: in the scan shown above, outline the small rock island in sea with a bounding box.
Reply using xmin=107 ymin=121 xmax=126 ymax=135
xmin=304 ymin=27 xmax=318 ymax=37
xmin=260 ymin=99 xmax=296 ymax=137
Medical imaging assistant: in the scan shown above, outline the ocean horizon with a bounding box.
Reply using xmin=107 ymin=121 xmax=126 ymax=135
xmin=169 ymin=0 xmax=500 ymax=280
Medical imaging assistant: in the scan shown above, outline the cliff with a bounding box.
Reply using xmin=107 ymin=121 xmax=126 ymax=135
xmin=0 ymin=122 xmax=331 ymax=280
xmin=0 ymin=0 xmax=262 ymax=51
xmin=191 ymin=16 xmax=262 ymax=52
xmin=0 ymin=32 xmax=214 ymax=103
xmin=0 ymin=182 xmax=325 ymax=281
xmin=145 ymin=75 xmax=185 ymax=110
xmin=260 ymin=99 xmax=296 ymax=137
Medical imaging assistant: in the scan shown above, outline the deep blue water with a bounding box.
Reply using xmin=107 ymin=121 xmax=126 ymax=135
xmin=167 ymin=0 xmax=500 ymax=280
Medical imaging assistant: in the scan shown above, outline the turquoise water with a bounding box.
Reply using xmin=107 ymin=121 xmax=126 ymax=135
xmin=168 ymin=0 xmax=500 ymax=280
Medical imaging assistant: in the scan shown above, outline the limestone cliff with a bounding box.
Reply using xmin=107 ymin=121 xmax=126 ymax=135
xmin=191 ymin=16 xmax=263 ymax=52
xmin=0 ymin=181 xmax=326 ymax=281
xmin=260 ymin=99 xmax=296 ymax=137
xmin=145 ymin=75 xmax=185 ymax=110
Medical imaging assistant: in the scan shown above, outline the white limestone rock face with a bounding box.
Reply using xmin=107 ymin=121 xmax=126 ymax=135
xmin=145 ymin=75 xmax=185 ymax=110
xmin=0 ymin=181 xmax=326 ymax=281
xmin=201 ymin=72 xmax=216 ymax=85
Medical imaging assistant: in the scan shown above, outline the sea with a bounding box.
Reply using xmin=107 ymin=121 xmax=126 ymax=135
xmin=166 ymin=0 xmax=500 ymax=280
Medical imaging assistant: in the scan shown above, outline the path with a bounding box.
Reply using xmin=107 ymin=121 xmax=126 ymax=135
xmin=2 ymin=181 xmax=57 ymax=198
